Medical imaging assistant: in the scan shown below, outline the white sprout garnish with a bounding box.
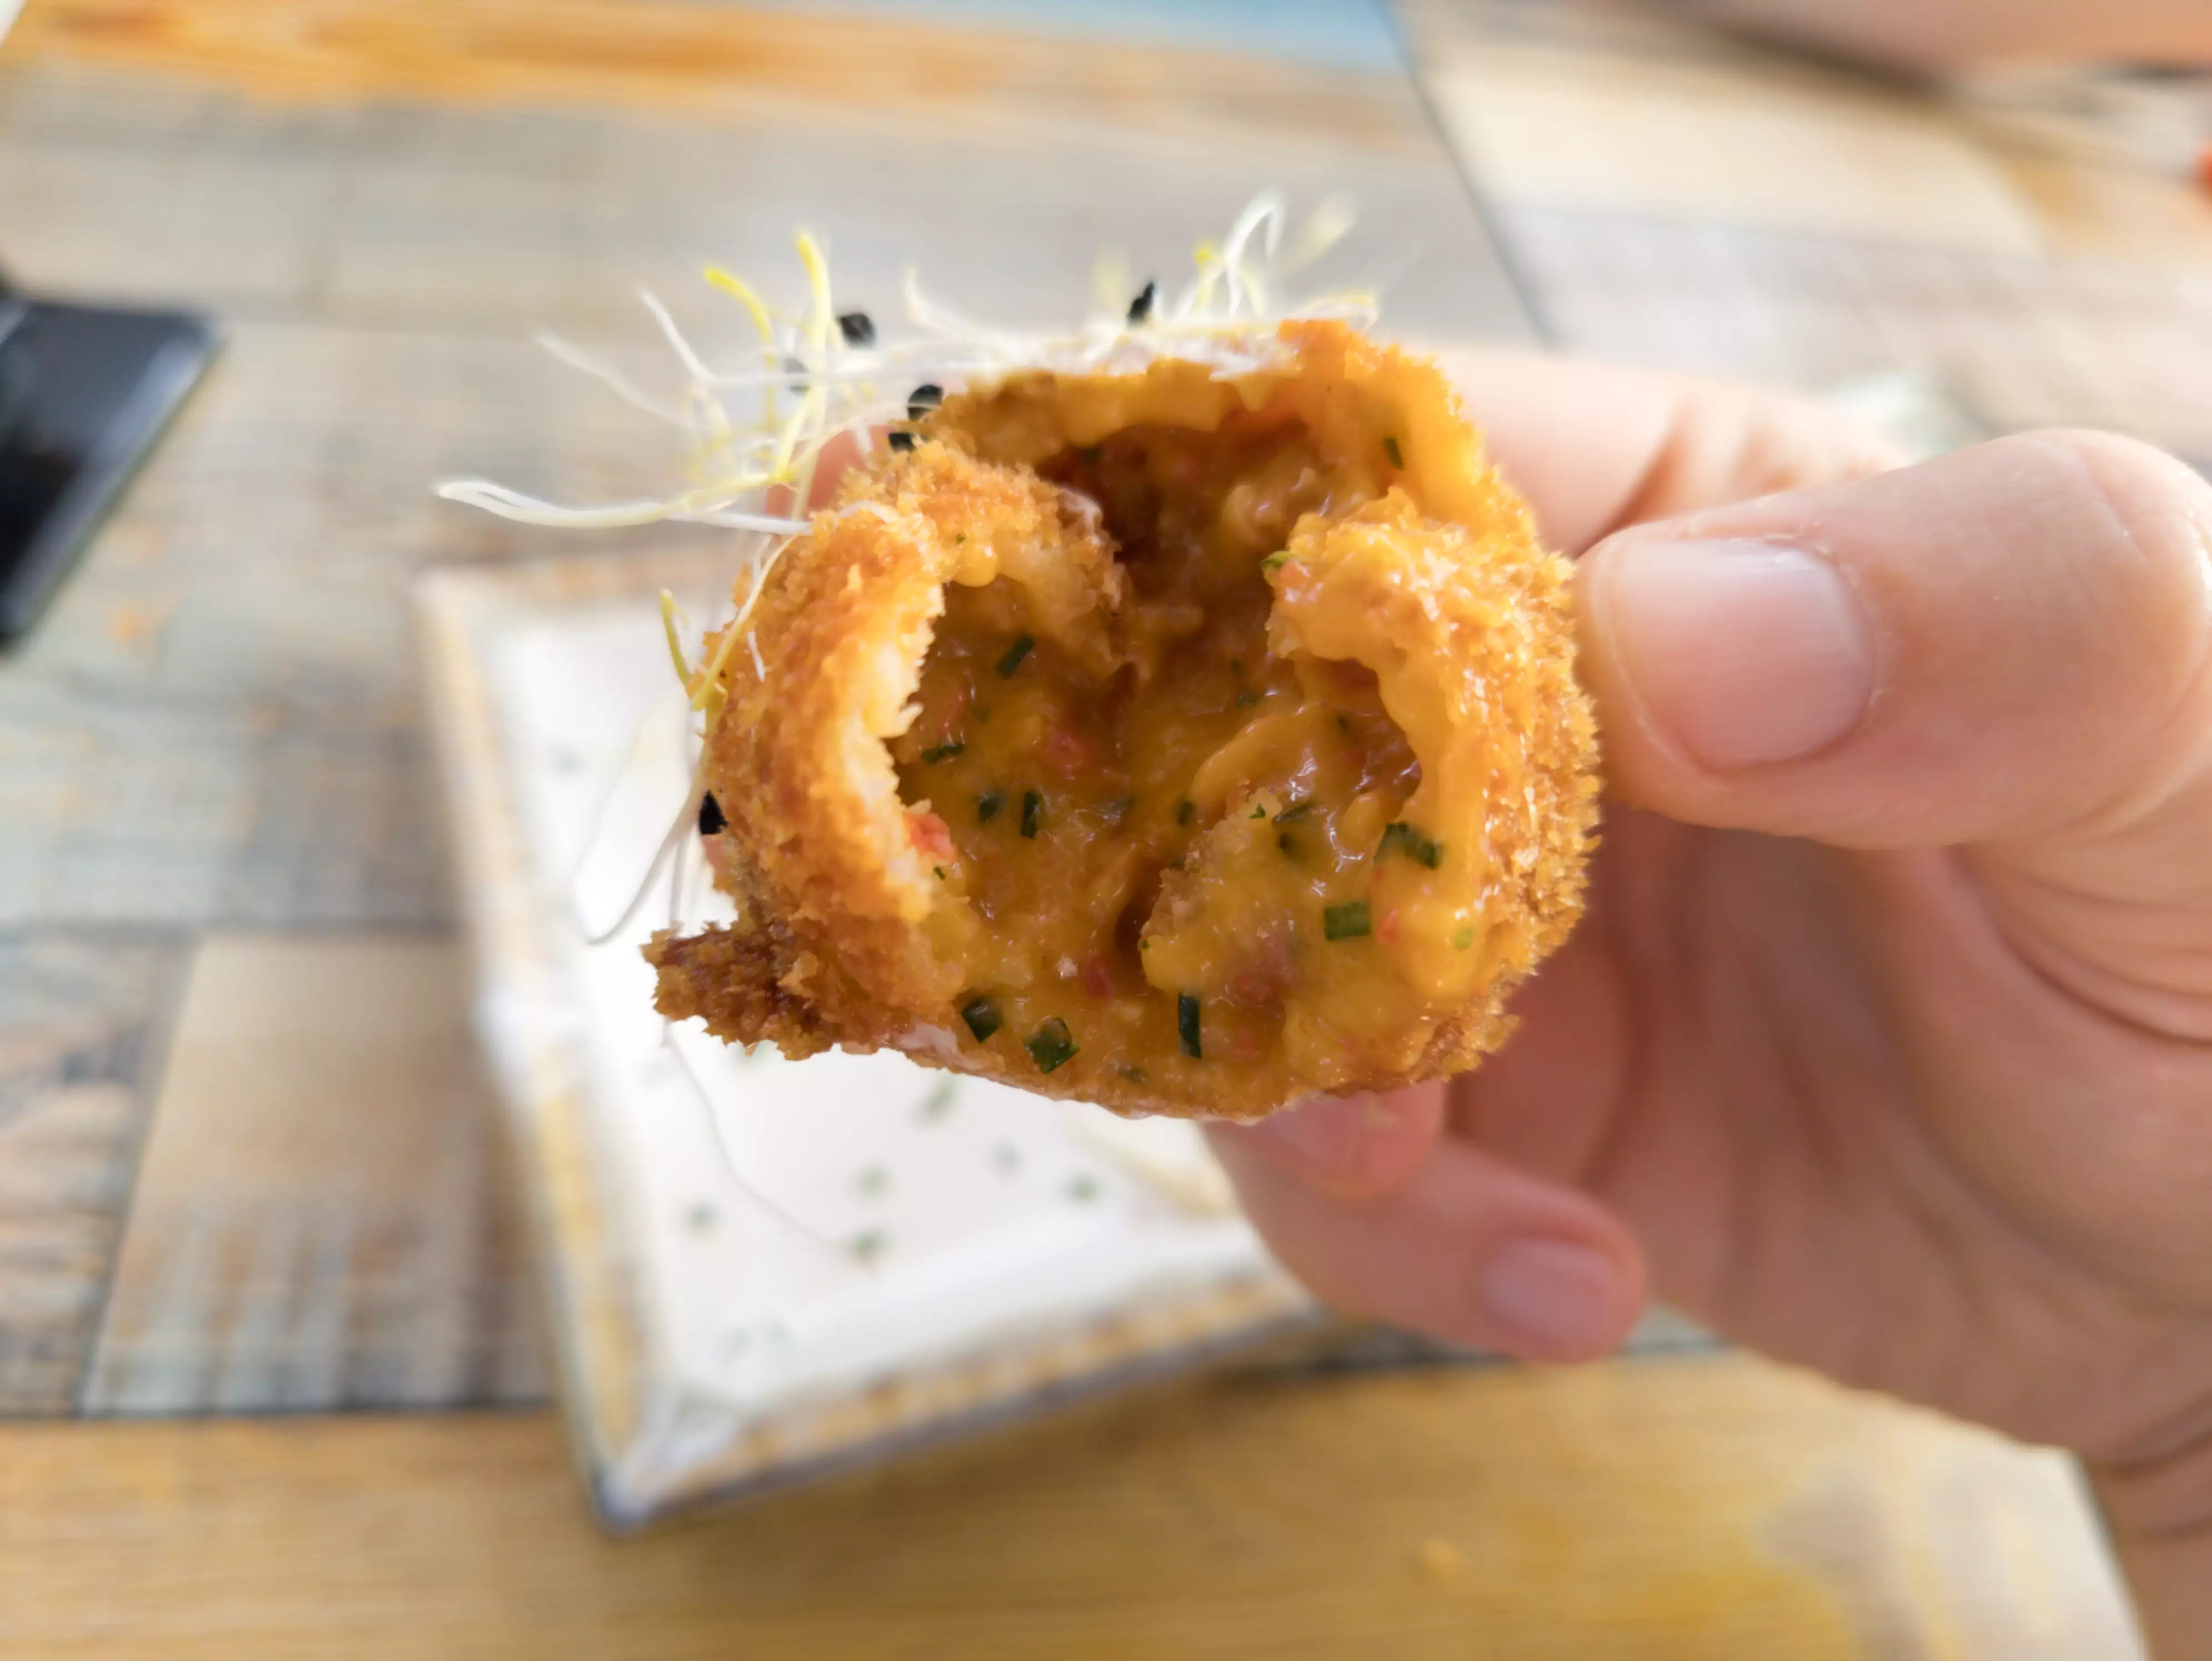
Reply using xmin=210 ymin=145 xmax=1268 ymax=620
xmin=438 ymin=191 xmax=1372 ymax=943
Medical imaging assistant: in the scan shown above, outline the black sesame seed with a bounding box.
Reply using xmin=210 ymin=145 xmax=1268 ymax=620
xmin=961 ymin=995 xmax=1003 ymax=1043
xmin=1177 ymin=994 xmax=1201 ymax=1060
xmin=1176 ymin=799 xmax=1197 ymax=827
xmin=907 ymin=383 xmax=943 ymax=419
xmin=996 ymin=635 xmax=1035 ymax=678
xmin=919 ymin=740 xmax=965 ymax=764
xmin=836 ymin=310 xmax=876 ymax=346
xmin=1383 ymin=435 xmax=1404 ymax=469
xmin=977 ymin=789 xmax=1004 ymax=823
xmin=697 ymin=791 xmax=727 ymax=837
xmin=1127 ymin=280 xmax=1157 ymax=324
xmin=1020 ymin=789 xmax=1043 ymax=839
xmin=887 ymin=430 xmax=916 ymax=452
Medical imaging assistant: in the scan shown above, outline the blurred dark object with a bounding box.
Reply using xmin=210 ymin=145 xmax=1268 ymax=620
xmin=0 ymin=290 xmax=216 ymax=641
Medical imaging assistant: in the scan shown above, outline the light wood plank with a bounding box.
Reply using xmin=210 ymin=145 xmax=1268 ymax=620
xmin=0 ymin=1356 xmax=2144 ymax=1658
xmin=9 ymin=0 xmax=1433 ymax=153
xmin=0 ymin=933 xmax=188 ymax=1412
xmin=83 ymin=934 xmax=547 ymax=1412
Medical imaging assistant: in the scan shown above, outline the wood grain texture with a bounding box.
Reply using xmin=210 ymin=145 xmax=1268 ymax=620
xmin=0 ymin=1356 xmax=2144 ymax=1659
xmin=11 ymin=0 xmax=1434 ymax=154
xmin=82 ymin=935 xmax=547 ymax=1412
xmin=0 ymin=934 xmax=188 ymax=1413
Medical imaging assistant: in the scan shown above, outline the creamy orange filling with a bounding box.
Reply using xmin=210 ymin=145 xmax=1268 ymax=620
xmin=889 ymin=419 xmax=1466 ymax=1101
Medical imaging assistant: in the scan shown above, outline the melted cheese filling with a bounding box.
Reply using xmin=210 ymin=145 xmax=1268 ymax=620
xmin=891 ymin=416 xmax=1476 ymax=1104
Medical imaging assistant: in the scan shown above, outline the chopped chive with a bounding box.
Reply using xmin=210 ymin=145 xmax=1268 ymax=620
xmin=850 ymin=1229 xmax=890 ymax=1264
xmin=907 ymin=382 xmax=943 ymax=419
xmin=996 ymin=635 xmax=1035 ymax=677
xmin=697 ymin=791 xmax=727 ymax=837
xmin=1234 ymin=689 xmax=1260 ymax=708
xmin=1324 ymin=901 xmax=1372 ymax=942
xmin=1024 ymin=1017 xmax=1078 ymax=1074
xmin=1250 ymin=803 xmax=1267 ymax=819
xmin=1275 ymin=799 xmax=1314 ymax=823
xmin=961 ymin=995 xmax=1003 ymax=1042
xmin=1383 ymin=435 xmax=1404 ymax=468
xmin=1452 ymin=925 xmax=1477 ymax=950
xmin=919 ymin=739 xmax=965 ymax=764
xmin=887 ymin=430 xmax=916 ymax=452
xmin=1020 ymin=790 xmax=1043 ymax=838
xmin=919 ymin=1077 xmax=959 ymax=1120
xmin=1177 ymin=994 xmax=1202 ymax=1059
xmin=1176 ymin=799 xmax=1196 ymax=827
xmin=836 ymin=310 xmax=876 ymax=346
xmin=855 ymin=1164 xmax=889 ymax=1197
xmin=1127 ymin=280 xmax=1157 ymax=324
xmin=1069 ymin=1175 xmax=1102 ymax=1202
xmin=977 ymin=789 xmax=1004 ymax=823
xmin=1261 ymin=551 xmax=1291 ymax=572
xmin=1378 ymin=822 xmax=1444 ymax=868
xmin=932 ymin=865 xmax=947 ymax=879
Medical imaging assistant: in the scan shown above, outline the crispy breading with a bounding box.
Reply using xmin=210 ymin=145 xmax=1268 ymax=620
xmin=646 ymin=319 xmax=1599 ymax=1119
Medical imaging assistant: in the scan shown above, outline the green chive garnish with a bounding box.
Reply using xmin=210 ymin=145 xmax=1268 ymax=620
xmin=1452 ymin=925 xmax=1477 ymax=950
xmin=919 ymin=740 xmax=965 ymax=763
xmin=1383 ymin=436 xmax=1404 ymax=468
xmin=1020 ymin=790 xmax=1043 ymax=838
xmin=1378 ymin=822 xmax=1444 ymax=868
xmin=1275 ymin=799 xmax=1313 ymax=822
xmin=1176 ymin=799 xmax=1196 ymax=827
xmin=977 ymin=789 xmax=1003 ymax=823
xmin=1025 ymin=1017 xmax=1078 ymax=1074
xmin=961 ymin=995 xmax=1003 ymax=1042
xmin=1324 ymin=901 xmax=1372 ymax=942
xmin=1177 ymin=994 xmax=1201 ymax=1059
xmin=1261 ymin=552 xmax=1291 ymax=572
xmin=1069 ymin=1175 xmax=1102 ymax=1202
xmin=996 ymin=635 xmax=1035 ymax=677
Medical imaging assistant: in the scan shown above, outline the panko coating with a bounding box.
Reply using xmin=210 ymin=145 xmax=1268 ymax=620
xmin=647 ymin=318 xmax=1599 ymax=1120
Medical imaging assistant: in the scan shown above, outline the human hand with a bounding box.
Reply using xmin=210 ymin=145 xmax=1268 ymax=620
xmin=1204 ymin=351 xmax=2212 ymax=1648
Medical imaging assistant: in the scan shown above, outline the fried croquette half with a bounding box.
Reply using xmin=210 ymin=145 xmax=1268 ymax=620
xmin=647 ymin=319 xmax=1600 ymax=1120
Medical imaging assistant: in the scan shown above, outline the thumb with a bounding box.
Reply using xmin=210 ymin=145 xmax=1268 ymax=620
xmin=1578 ymin=430 xmax=2212 ymax=892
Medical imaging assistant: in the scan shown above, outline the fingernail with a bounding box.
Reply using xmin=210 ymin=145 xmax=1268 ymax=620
xmin=1598 ymin=538 xmax=1875 ymax=769
xmin=1477 ymin=1238 xmax=1625 ymax=1358
xmin=1239 ymin=1092 xmax=1375 ymax=1174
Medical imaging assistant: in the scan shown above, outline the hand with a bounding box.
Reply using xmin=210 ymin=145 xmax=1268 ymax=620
xmin=1204 ymin=351 xmax=2212 ymax=1649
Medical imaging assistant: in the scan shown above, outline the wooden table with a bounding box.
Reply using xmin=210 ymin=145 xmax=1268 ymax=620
xmin=1 ymin=0 xmax=2205 ymax=1651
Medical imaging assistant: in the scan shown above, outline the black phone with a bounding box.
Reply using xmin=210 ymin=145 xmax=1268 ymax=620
xmin=0 ymin=295 xmax=219 ymax=640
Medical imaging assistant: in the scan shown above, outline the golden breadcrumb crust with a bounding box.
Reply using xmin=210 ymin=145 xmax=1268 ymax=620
xmin=647 ymin=319 xmax=1599 ymax=1119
